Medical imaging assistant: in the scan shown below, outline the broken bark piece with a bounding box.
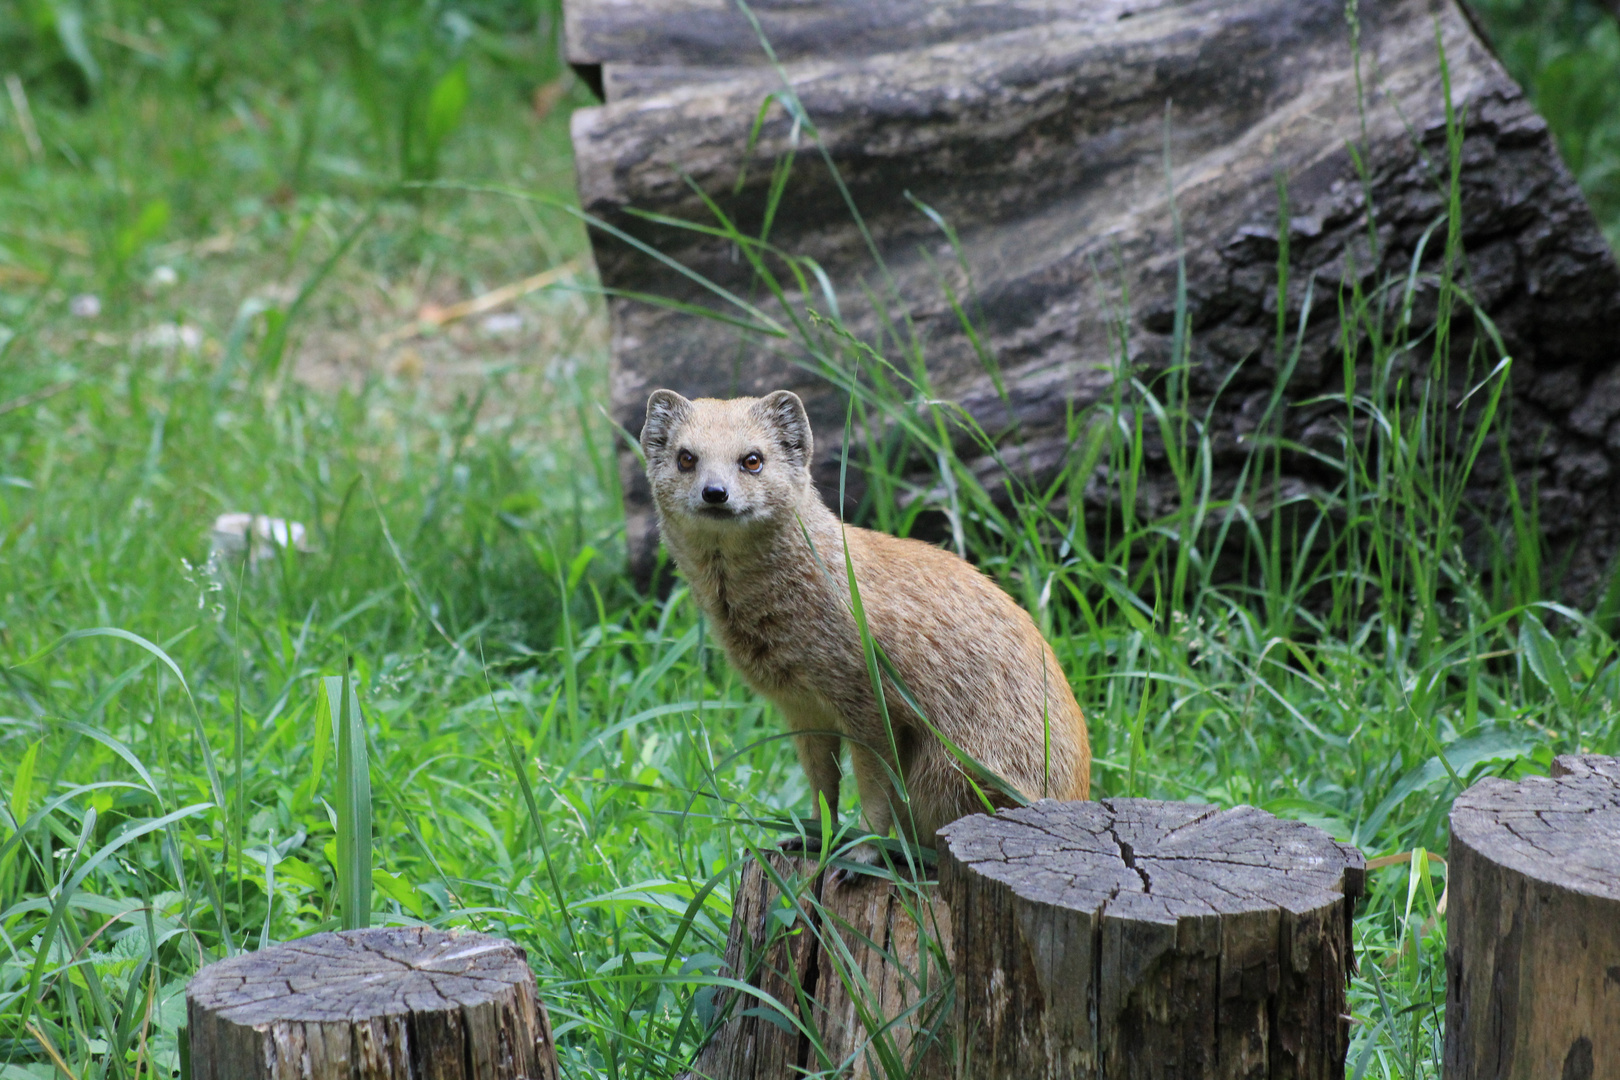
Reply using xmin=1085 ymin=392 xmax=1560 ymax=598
xmin=185 ymin=927 xmax=559 ymax=1080
xmin=1443 ymin=761 xmax=1620 ymax=1079
xmin=938 ymin=799 xmax=1364 ymax=1079
xmin=685 ymin=851 xmax=952 ymax=1080
xmin=566 ymin=0 xmax=1620 ymax=597
xmin=1549 ymin=752 xmax=1620 ymax=782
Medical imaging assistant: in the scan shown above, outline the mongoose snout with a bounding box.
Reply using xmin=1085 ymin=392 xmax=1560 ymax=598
xmin=641 ymin=388 xmax=1091 ymax=861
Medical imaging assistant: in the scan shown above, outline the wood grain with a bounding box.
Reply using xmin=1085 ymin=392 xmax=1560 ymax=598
xmin=186 ymin=926 xmax=559 ymax=1080
xmin=938 ymin=798 xmax=1364 ymax=1079
xmin=1443 ymin=758 xmax=1620 ymax=1080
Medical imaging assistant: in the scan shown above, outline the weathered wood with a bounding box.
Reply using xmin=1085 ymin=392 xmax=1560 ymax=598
xmin=566 ymin=0 xmax=1620 ymax=597
xmin=566 ymin=0 xmax=1145 ymax=102
xmin=1443 ymin=758 xmax=1620 ymax=1080
xmin=1550 ymin=752 xmax=1620 ymax=782
xmin=685 ymin=851 xmax=952 ymax=1079
xmin=186 ymin=927 xmax=559 ymax=1080
xmin=937 ymin=798 xmax=1364 ymax=1079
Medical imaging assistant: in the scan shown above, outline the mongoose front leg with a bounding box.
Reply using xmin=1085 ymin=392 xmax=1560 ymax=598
xmin=824 ymin=743 xmax=908 ymax=885
xmin=773 ymin=693 xmax=844 ymax=852
xmin=782 ymin=729 xmax=842 ymax=851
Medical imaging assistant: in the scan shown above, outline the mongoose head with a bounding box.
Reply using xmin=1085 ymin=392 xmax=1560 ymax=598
xmin=641 ymin=390 xmax=814 ymax=533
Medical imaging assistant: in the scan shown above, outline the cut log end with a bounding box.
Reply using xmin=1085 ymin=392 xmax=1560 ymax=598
xmin=1444 ymin=757 xmax=1620 ymax=1079
xmin=186 ymin=927 xmax=559 ymax=1080
xmin=939 ymin=798 xmax=1364 ymax=1079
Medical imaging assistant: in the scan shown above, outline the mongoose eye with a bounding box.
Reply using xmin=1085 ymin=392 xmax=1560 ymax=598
xmin=740 ymin=452 xmax=764 ymax=474
xmin=677 ymin=449 xmax=697 ymax=472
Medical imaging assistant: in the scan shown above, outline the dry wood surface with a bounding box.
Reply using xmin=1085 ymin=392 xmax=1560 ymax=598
xmin=186 ymin=926 xmax=559 ymax=1080
xmin=1444 ymin=757 xmax=1620 ymax=1080
xmin=938 ymin=798 xmax=1364 ymax=1079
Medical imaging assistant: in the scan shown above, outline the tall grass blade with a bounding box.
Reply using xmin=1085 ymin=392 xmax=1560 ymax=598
xmin=328 ymin=664 xmax=372 ymax=931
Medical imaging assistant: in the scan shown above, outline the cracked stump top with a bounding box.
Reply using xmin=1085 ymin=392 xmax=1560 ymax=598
xmin=938 ymin=799 xmax=1364 ymax=1078
xmin=188 ymin=927 xmax=536 ymax=1025
xmin=939 ymin=797 xmax=1364 ymax=925
xmin=1450 ymin=762 xmax=1620 ymax=903
xmin=1443 ymin=757 xmax=1620 ymax=1080
xmin=186 ymin=927 xmax=558 ymax=1080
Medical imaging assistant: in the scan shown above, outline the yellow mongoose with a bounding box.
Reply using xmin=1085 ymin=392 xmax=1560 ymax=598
xmin=641 ymin=389 xmax=1091 ymax=856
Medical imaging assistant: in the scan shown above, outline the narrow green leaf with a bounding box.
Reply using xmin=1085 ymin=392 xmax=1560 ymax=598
xmin=9 ymin=738 xmax=41 ymax=823
xmin=1520 ymin=614 xmax=1575 ymax=713
xmin=329 ymin=666 xmax=372 ymax=931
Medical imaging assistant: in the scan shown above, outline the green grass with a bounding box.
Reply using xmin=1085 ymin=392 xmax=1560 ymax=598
xmin=2 ymin=5 xmax=1620 ymax=1079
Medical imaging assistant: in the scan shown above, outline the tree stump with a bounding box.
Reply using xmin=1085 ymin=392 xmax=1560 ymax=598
xmin=685 ymin=851 xmax=953 ymax=1080
xmin=937 ymin=799 xmax=1364 ymax=1079
xmin=1443 ymin=756 xmax=1620 ymax=1080
xmin=186 ymin=927 xmax=559 ymax=1080
xmin=566 ymin=0 xmax=1620 ymax=599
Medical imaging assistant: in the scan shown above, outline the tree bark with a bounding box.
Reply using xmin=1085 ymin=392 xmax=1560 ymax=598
xmin=1443 ymin=757 xmax=1620 ymax=1080
xmin=186 ymin=927 xmax=559 ymax=1080
xmin=937 ymin=799 xmax=1364 ymax=1079
xmin=1550 ymin=751 xmax=1620 ymax=782
xmin=565 ymin=0 xmax=1146 ymax=103
xmin=684 ymin=851 xmax=953 ymax=1080
xmin=566 ymin=0 xmax=1620 ymax=598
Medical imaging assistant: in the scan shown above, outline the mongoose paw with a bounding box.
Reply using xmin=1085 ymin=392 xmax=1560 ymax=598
xmin=825 ymin=842 xmax=882 ymax=889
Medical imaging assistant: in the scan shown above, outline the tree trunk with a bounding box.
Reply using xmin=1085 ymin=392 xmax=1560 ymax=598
xmin=684 ymin=851 xmax=953 ymax=1080
xmin=1443 ymin=756 xmax=1620 ymax=1080
xmin=185 ymin=927 xmax=559 ymax=1080
xmin=937 ymin=799 xmax=1364 ymax=1079
xmin=566 ymin=0 xmax=1620 ymax=598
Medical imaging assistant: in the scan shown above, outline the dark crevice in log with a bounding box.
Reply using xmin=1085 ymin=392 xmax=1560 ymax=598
xmin=571 ymin=61 xmax=604 ymax=101
xmin=1102 ymin=800 xmax=1154 ymax=895
xmin=792 ymin=873 xmax=824 ymax=1074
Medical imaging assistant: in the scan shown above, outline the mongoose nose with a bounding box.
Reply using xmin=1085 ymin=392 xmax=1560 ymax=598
xmin=702 ymin=484 xmax=729 ymax=505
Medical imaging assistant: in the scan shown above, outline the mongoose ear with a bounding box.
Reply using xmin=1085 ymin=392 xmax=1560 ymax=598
xmin=641 ymin=390 xmax=692 ymax=458
xmin=756 ymin=390 xmax=813 ymax=467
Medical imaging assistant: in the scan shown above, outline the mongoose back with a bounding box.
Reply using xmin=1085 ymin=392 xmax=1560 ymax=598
xmin=641 ymin=389 xmax=1090 ymax=852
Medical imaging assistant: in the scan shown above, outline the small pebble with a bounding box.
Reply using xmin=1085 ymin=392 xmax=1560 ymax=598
xmin=70 ymin=294 xmax=102 ymax=318
xmin=135 ymin=323 xmax=203 ymax=351
xmin=209 ymin=512 xmax=310 ymax=564
xmin=480 ymin=312 xmax=524 ymax=336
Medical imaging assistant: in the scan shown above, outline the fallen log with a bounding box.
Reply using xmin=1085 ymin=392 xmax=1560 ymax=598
xmin=185 ymin=927 xmax=559 ymax=1080
xmin=938 ymin=799 xmax=1364 ymax=1079
xmin=566 ymin=0 xmax=1620 ymax=598
xmin=1443 ymin=755 xmax=1620 ymax=1080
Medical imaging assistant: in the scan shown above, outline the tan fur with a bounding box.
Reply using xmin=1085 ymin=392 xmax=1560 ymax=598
xmin=642 ymin=389 xmax=1091 ymax=849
